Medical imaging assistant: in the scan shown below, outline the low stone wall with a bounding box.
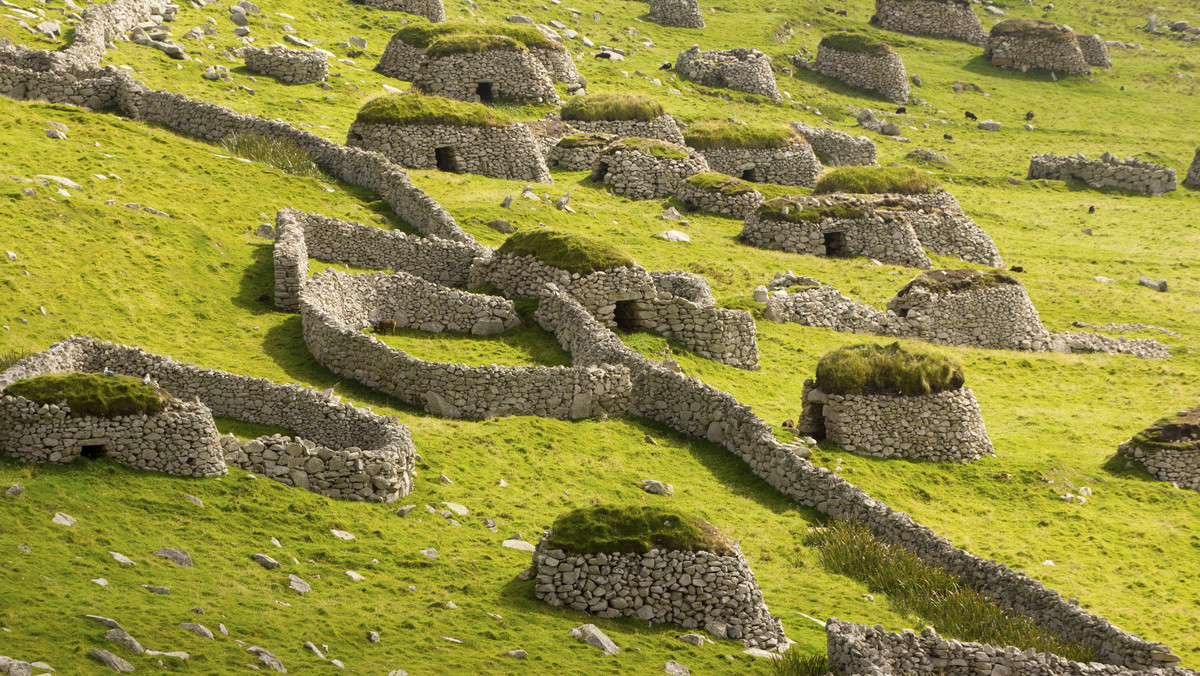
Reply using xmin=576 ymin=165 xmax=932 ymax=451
xmin=0 ymin=0 xmax=164 ymax=70
xmin=1117 ymin=439 xmax=1200 ymax=492
xmin=346 ymin=120 xmax=552 ymax=183
xmin=826 ymin=619 xmax=1192 ymax=676
xmin=1076 ymin=33 xmax=1113 ymax=68
xmin=739 ymin=197 xmax=933 ymax=269
xmin=358 ymin=0 xmax=445 ymax=22
xmin=546 ymin=135 xmax=616 ymax=171
xmin=790 ymin=121 xmax=877 ymax=166
xmin=648 ymin=0 xmax=704 ymax=29
xmin=300 ymin=269 xmax=631 ymax=420
xmin=531 ymin=541 xmax=786 ymax=650
xmin=592 ymin=142 xmax=710 ymax=200
xmin=413 ymin=50 xmax=559 ymax=104
xmin=0 ymin=337 xmax=417 ymax=502
xmin=800 ymin=381 xmax=994 ymax=463
xmin=675 ymin=45 xmax=781 ymax=101
xmin=677 ymin=178 xmax=764 ymax=218
xmin=871 ymin=0 xmax=986 ymax=45
xmin=0 ymin=394 xmax=226 ymax=477
xmin=532 ymin=47 xmax=585 ymax=88
xmin=562 ymin=115 xmax=685 ymax=144
xmin=625 ymin=272 xmax=760 ymax=370
xmin=1028 ymin=153 xmax=1178 ymax=195
xmin=1186 ymin=148 xmax=1200 ymax=190
xmin=241 ymin=45 xmax=327 ymax=84
xmin=373 ymin=37 xmax=425 ymax=81
xmin=810 ymin=43 xmax=910 ymax=104
xmin=985 ymin=27 xmax=1090 ymax=75
xmin=698 ymin=143 xmax=821 ymax=188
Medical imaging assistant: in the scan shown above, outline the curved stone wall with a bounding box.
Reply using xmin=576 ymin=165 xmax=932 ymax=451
xmin=346 ymin=120 xmax=552 ymax=183
xmin=241 ymin=45 xmax=328 ymax=84
xmin=1076 ymin=33 xmax=1113 ymax=68
xmin=1028 ymin=153 xmax=1177 ymax=195
xmin=871 ymin=0 xmax=987 ymax=45
xmin=592 ymin=142 xmax=710 ymax=200
xmin=675 ymin=45 xmax=781 ymax=101
xmin=0 ymin=337 xmax=417 ymax=502
xmin=676 ymin=178 xmax=764 ymax=218
xmin=1186 ymin=148 xmax=1200 ymax=190
xmin=531 ymin=541 xmax=786 ymax=650
xmin=1116 ymin=409 xmax=1200 ymax=492
xmin=547 ymin=135 xmax=617 ymax=171
xmin=413 ymin=50 xmax=559 ymax=104
xmin=698 ymin=143 xmax=822 ymax=188
xmin=898 ymin=192 xmax=1004 ymax=268
xmin=985 ymin=27 xmax=1090 ymax=75
xmin=810 ymin=43 xmax=910 ymax=104
xmin=358 ymin=0 xmax=445 ymax=23
xmin=648 ymin=0 xmax=705 ymax=29
xmin=790 ymin=121 xmax=877 ymax=166
xmin=801 ymin=381 xmax=994 ymax=463
xmin=561 ymin=115 xmax=686 ymax=144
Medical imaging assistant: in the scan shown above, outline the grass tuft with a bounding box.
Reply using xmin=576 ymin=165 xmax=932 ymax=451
xmin=771 ymin=650 xmax=830 ymax=676
xmin=989 ymin=18 xmax=1074 ymax=40
xmin=391 ymin=20 xmax=560 ymax=51
xmin=753 ymin=196 xmax=865 ymax=223
xmin=814 ymin=166 xmax=939 ymax=195
xmin=220 ymin=132 xmax=323 ymax=178
xmin=545 ymin=504 xmax=733 ymax=555
xmin=560 ymin=92 xmax=665 ymax=122
xmin=425 ymin=34 xmax=524 ymax=57
xmin=4 ymin=372 xmax=175 ymax=417
xmin=497 ymin=228 xmax=636 ymax=275
xmin=685 ymin=172 xmax=760 ymax=196
xmin=606 ymin=137 xmax=688 ymax=159
xmin=0 ymin=348 xmax=31 ymax=373
xmin=355 ymin=92 xmax=515 ymax=127
xmin=815 ymin=342 xmax=965 ymax=397
xmin=556 ymin=132 xmax=618 ymax=149
xmin=819 ymin=32 xmax=892 ymax=55
xmin=897 ymin=268 xmax=1019 ymax=295
xmin=683 ymin=119 xmax=803 ymax=150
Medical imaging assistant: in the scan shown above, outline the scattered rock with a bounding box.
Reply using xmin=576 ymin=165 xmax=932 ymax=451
xmin=183 ymin=494 xmax=204 ymax=507
xmin=254 ymin=223 xmax=275 ymax=239
xmin=252 ymin=553 xmax=281 ymax=569
xmin=487 ymin=219 xmax=515 ymax=233
xmin=247 ymin=646 xmax=286 ymax=672
xmin=442 ymin=502 xmax=469 ymax=516
xmin=330 ymin=529 xmax=355 ymax=540
xmin=655 ymin=230 xmax=690 ymax=243
xmin=742 ymin=648 xmax=781 ymax=660
xmin=640 ymin=479 xmax=674 ymax=495
xmin=88 ymin=649 xmax=134 ymax=672
xmin=396 ymin=505 xmax=416 ymax=517
xmin=419 ymin=548 xmax=439 ymax=559
xmin=288 ymin=574 xmax=312 ymax=593
xmin=302 ymin=641 xmax=324 ymax=659
xmin=92 ymin=578 xmax=109 ymax=586
xmin=4 ymin=252 xmax=16 ymax=263
xmin=569 ymin=624 xmax=619 ymax=655
xmin=51 ymin=512 xmax=76 ymax=526
xmin=140 ymin=584 xmax=170 ymax=595
xmin=178 ymin=623 xmax=214 ymax=639
xmin=154 ymin=548 xmax=194 ymax=568
xmin=665 ymin=661 xmax=690 ymax=676
xmin=345 ymin=570 xmax=365 ymax=581
xmin=502 ymin=539 xmax=536 ymax=552
xmin=1138 ymin=275 xmax=1168 ymax=292
xmin=367 ymin=631 xmax=380 ymax=643
xmin=44 ymin=129 xmax=67 ymax=140
xmin=507 ymin=649 xmax=527 ymax=658
xmin=978 ymin=120 xmax=1002 ymax=131
xmin=4 ymin=485 xmax=25 ymax=497
xmin=678 ymin=633 xmax=710 ymax=646
xmin=106 ymin=627 xmax=145 ymax=653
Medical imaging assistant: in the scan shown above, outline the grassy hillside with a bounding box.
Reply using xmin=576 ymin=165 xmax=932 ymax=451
xmin=2 ymin=0 xmax=1199 ymax=671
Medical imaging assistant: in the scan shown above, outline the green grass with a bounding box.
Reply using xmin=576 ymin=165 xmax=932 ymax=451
xmin=815 ymin=342 xmax=966 ymax=397
xmin=0 ymin=348 xmax=31 ymax=373
xmin=365 ymin=318 xmax=573 ymax=368
xmin=390 ymin=20 xmax=559 ymax=51
xmin=814 ymin=166 xmax=939 ymax=195
xmin=682 ymin=119 xmax=803 ymax=150
xmin=355 ymin=92 xmax=516 ymax=127
xmin=220 ymin=132 xmax=324 ymax=178
xmin=213 ymin=417 xmax=298 ymax=441
xmin=1128 ymin=408 xmax=1200 ymax=452
xmin=545 ymin=504 xmax=734 ymax=555
xmin=819 ymin=32 xmax=892 ymax=55
xmin=897 ymin=268 xmax=1019 ymax=295
xmin=556 ymin=132 xmax=617 ymax=149
xmin=606 ymin=137 xmax=688 ymax=159
xmin=685 ymin=172 xmax=760 ymax=196
xmin=771 ymin=649 xmax=830 ymax=676
xmin=4 ymin=372 xmax=173 ymax=417
xmin=497 ymin=228 xmax=636 ymax=274
xmin=989 ymin=18 xmax=1074 ymax=40
xmin=560 ymin=92 xmax=665 ymax=122
xmin=753 ymin=196 xmax=866 ymax=223
xmin=425 ymin=34 xmax=526 ymax=57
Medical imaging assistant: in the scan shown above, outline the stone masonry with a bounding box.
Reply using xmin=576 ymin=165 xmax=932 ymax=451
xmin=648 ymin=0 xmax=704 ymax=29
xmin=346 ymin=119 xmax=552 ymax=183
xmin=546 ymin=133 xmax=618 ymax=171
xmin=985 ymin=21 xmax=1091 ymax=75
xmin=358 ymin=0 xmax=445 ymax=23
xmin=240 ymin=45 xmax=328 ymax=84
xmin=805 ymin=39 xmax=910 ymax=104
xmin=871 ymin=0 xmax=987 ymax=45
xmin=1077 ymin=33 xmax=1113 ymax=68
xmin=559 ymin=114 xmax=686 ymax=144
xmin=675 ymin=45 xmax=781 ymax=100
xmin=790 ymin=121 xmax=877 ymax=166
xmin=697 ymin=141 xmax=822 ymax=188
xmin=1028 ymin=153 xmax=1177 ymax=195
xmin=1186 ymin=148 xmax=1200 ymax=190
xmin=591 ymin=139 xmax=710 ymax=200
xmin=413 ymin=48 xmax=560 ymax=104
xmin=676 ymin=175 xmax=765 ymax=218
xmin=1116 ymin=407 xmax=1200 ymax=492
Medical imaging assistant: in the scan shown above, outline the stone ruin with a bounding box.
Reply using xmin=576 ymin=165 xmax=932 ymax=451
xmin=790 ymin=120 xmax=878 ymax=166
xmin=675 ymin=45 xmax=781 ymax=101
xmin=240 ymin=45 xmax=328 ymax=84
xmin=589 ymin=137 xmax=710 ymax=200
xmin=1187 ymin=148 xmax=1200 ymax=190
xmin=676 ymin=172 xmax=765 ymax=218
xmin=546 ymin=132 xmax=618 ymax=171
xmin=689 ymin=132 xmax=822 ymax=188
xmin=1116 ymin=406 xmax=1200 ymax=492
xmin=985 ymin=19 xmax=1110 ymax=75
xmin=799 ymin=36 xmax=910 ymax=105
xmin=647 ymin=0 xmax=704 ymax=29
xmin=558 ymin=112 xmax=686 ymax=145
xmin=1077 ymin=33 xmax=1113 ymax=69
xmin=871 ymin=0 xmax=987 ymax=46
xmin=356 ymin=0 xmax=444 ymax=23
xmin=1028 ymin=153 xmax=1177 ymax=195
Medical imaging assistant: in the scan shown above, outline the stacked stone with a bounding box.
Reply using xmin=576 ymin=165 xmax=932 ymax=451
xmin=0 ymin=394 xmax=226 ymax=477
xmin=1076 ymin=33 xmax=1113 ymax=68
xmin=1186 ymin=148 xmax=1200 ymax=190
xmin=697 ymin=142 xmax=822 ymax=188
xmin=272 ymin=208 xmax=309 ymax=312
xmin=871 ymin=0 xmax=987 ymax=45
xmin=800 ymin=380 xmax=994 ymax=463
xmin=0 ymin=0 xmax=168 ymax=71
xmin=591 ymin=139 xmax=710 ymax=200
xmin=346 ymin=119 xmax=552 ymax=183
xmin=560 ymin=115 xmax=686 ymax=144
xmin=809 ymin=40 xmax=910 ymax=104
xmin=676 ymin=176 xmax=765 ymax=218
xmin=0 ymin=337 xmax=418 ymax=502
xmin=1116 ymin=408 xmax=1200 ymax=492
xmin=373 ymin=36 xmax=426 ymax=81
xmin=985 ymin=22 xmax=1091 ymax=75
xmin=675 ymin=45 xmax=781 ymax=101
xmin=531 ymin=540 xmax=786 ymax=650
xmin=885 ymin=274 xmax=1052 ymax=350
xmin=413 ymin=49 xmax=559 ymax=103
xmin=647 ymin=0 xmax=704 ymax=29
xmin=532 ymin=46 xmax=586 ymax=89
xmin=1028 ymin=153 xmax=1177 ymax=195
xmin=358 ymin=0 xmax=444 ymax=22
xmin=546 ymin=133 xmax=619 ymax=171
xmin=219 ymin=433 xmax=409 ymax=499
xmin=739 ymin=196 xmax=933 ymax=269
xmin=790 ymin=121 xmax=877 ymax=166
xmin=241 ymin=45 xmax=328 ymax=84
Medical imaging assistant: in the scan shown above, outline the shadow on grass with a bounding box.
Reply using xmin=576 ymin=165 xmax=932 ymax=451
xmin=233 ymin=241 xmax=277 ymax=316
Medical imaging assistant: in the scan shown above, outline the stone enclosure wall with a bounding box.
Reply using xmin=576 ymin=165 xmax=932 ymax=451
xmin=531 ymin=540 xmax=787 ymax=650
xmin=241 ymin=45 xmax=327 ymax=84
xmin=985 ymin=25 xmax=1091 ymax=75
xmin=800 ymin=380 xmax=994 ymax=463
xmin=546 ymin=134 xmax=617 ymax=171
xmin=358 ymin=0 xmax=445 ymax=22
xmin=346 ymin=120 xmax=552 ymax=183
xmin=413 ymin=50 xmax=560 ymax=104
xmin=1117 ymin=438 xmax=1200 ymax=492
xmin=871 ymin=0 xmax=987 ymax=45
xmin=809 ymin=42 xmax=910 ymax=104
xmin=675 ymin=45 xmax=781 ymax=100
xmin=1076 ymin=33 xmax=1113 ymax=68
xmin=1185 ymin=148 xmax=1200 ymax=189
xmin=592 ymin=141 xmax=710 ymax=200
xmin=562 ymin=115 xmax=686 ymax=144
xmin=676 ymin=178 xmax=764 ymax=218
xmin=1028 ymin=153 xmax=1178 ymax=195
xmin=698 ymin=143 xmax=822 ymax=188
xmin=624 ymin=272 xmax=759 ymax=370
xmin=648 ymin=0 xmax=704 ymax=29
xmin=790 ymin=121 xmax=877 ymax=166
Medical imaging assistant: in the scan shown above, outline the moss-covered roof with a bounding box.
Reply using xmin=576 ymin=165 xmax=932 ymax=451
xmin=682 ymin=119 xmax=804 ymax=150
xmin=426 ymin=34 xmax=525 ymax=57
xmin=815 ymin=342 xmax=965 ymax=397
xmin=391 ymin=20 xmax=562 ymax=52
xmin=4 ymin=372 xmax=176 ymax=417
xmin=685 ymin=172 xmax=761 ymax=196
xmin=814 ymin=166 xmax=939 ymax=195
xmin=354 ymin=92 xmax=516 ymax=127
xmin=560 ymin=93 xmax=666 ymax=122
xmin=496 ymin=228 xmax=636 ymax=274
xmin=819 ymin=32 xmax=893 ymax=56
xmin=545 ymin=504 xmax=733 ymax=555
xmin=753 ymin=196 xmax=866 ymax=223
xmin=1130 ymin=407 xmax=1200 ymax=452
xmin=896 ymin=268 xmax=1020 ymax=296
xmin=556 ymin=132 xmax=618 ymax=149
xmin=989 ymin=18 xmax=1074 ymax=40
xmin=601 ymin=137 xmax=688 ymax=159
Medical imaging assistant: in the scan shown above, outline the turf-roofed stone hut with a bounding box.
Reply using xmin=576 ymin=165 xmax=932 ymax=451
xmin=985 ymin=19 xmax=1091 ymax=75
xmin=800 ymin=343 xmax=993 ymax=462
xmin=676 ymin=172 xmax=765 ymax=217
xmin=240 ymin=45 xmax=328 ymax=84
xmin=683 ymin=120 xmax=822 ymax=188
xmin=871 ymin=0 xmax=986 ymax=45
xmin=0 ymin=372 xmax=226 ymax=477
xmin=558 ymin=93 xmax=685 ymax=144
xmin=1187 ymin=148 xmax=1200 ymax=190
xmin=346 ymin=93 xmax=552 ymax=183
xmin=648 ymin=0 xmax=704 ymax=29
xmin=591 ymin=137 xmax=709 ymax=200
xmin=1028 ymin=152 xmax=1178 ymax=195
xmin=675 ymin=45 xmax=781 ymax=101
xmin=790 ymin=121 xmax=878 ymax=166
xmin=1117 ymin=407 xmax=1200 ymax=491
xmin=531 ymin=505 xmax=788 ymax=649
xmin=547 ymin=132 xmax=619 ymax=170
xmin=809 ymin=33 xmax=910 ymax=104
xmin=358 ymin=0 xmax=444 ymax=23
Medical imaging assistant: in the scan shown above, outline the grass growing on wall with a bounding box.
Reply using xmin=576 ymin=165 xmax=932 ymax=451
xmin=560 ymin=92 xmax=666 ymax=122
xmin=819 ymin=32 xmax=892 ymax=55
xmin=496 ymin=228 xmax=636 ymax=274
xmin=682 ymin=119 xmax=803 ymax=150
xmin=4 ymin=372 xmax=173 ymax=417
xmin=813 ymin=166 xmax=939 ymax=195
xmin=814 ymin=342 xmax=966 ymax=397
xmin=546 ymin=504 xmax=734 ymax=555
xmin=355 ymin=92 xmax=516 ymax=127
xmin=685 ymin=172 xmax=761 ymax=196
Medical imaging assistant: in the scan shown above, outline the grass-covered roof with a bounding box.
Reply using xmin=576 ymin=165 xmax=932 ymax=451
xmin=897 ymin=268 xmax=1019 ymax=295
xmin=556 ymin=132 xmax=618 ymax=149
xmin=815 ymin=342 xmax=965 ymax=397
xmin=355 ymin=92 xmax=516 ymax=127
xmin=685 ymin=172 xmax=761 ymax=196
xmin=1131 ymin=407 xmax=1200 ymax=451
xmin=4 ymin=372 xmax=175 ymax=417
xmin=814 ymin=166 xmax=939 ymax=195
xmin=392 ymin=20 xmax=562 ymax=52
xmin=753 ymin=196 xmax=865 ymax=223
xmin=545 ymin=504 xmax=733 ymax=555
xmin=682 ymin=119 xmax=804 ymax=150
xmin=989 ymin=18 xmax=1074 ymax=40
xmin=819 ymin=32 xmax=893 ymax=56
xmin=496 ymin=228 xmax=636 ymax=274
xmin=602 ymin=136 xmax=688 ymax=159
xmin=560 ymin=92 xmax=666 ymax=122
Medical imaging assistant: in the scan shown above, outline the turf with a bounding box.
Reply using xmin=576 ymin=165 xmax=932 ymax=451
xmin=897 ymin=268 xmax=1020 ymax=295
xmin=355 ymin=92 xmax=516 ymax=127
xmin=813 ymin=166 xmax=939 ymax=195
xmin=3 ymin=372 xmax=173 ymax=417
xmin=496 ymin=228 xmax=636 ymax=274
xmin=753 ymin=197 xmax=867 ymax=223
xmin=605 ymin=136 xmax=689 ymax=159
xmin=814 ymin=342 xmax=967 ymax=397
xmin=685 ymin=172 xmax=761 ymax=196
xmin=560 ymin=92 xmax=665 ymax=122
xmin=546 ymin=504 xmax=734 ymax=555
xmin=682 ymin=119 xmax=803 ymax=150
xmin=819 ymin=32 xmax=892 ymax=56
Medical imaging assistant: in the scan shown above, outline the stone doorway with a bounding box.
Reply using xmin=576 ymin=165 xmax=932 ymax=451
xmin=613 ymin=300 xmax=638 ymax=332
xmin=591 ymin=161 xmax=609 ymax=183
xmin=80 ymin=444 xmax=108 ymax=460
xmin=741 ymin=168 xmax=757 ymax=182
xmin=475 ymin=82 xmax=494 ymax=103
xmin=823 ymin=231 xmax=849 ymax=257
xmin=435 ymin=146 xmax=458 ymax=172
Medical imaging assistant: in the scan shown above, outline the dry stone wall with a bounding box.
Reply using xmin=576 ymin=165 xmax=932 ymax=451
xmin=413 ymin=50 xmax=559 ymax=103
xmin=561 ymin=115 xmax=685 ymax=144
xmin=676 ymin=178 xmax=764 ymax=218
xmin=810 ymin=43 xmax=910 ymax=104
xmin=1185 ymin=148 xmax=1200 ymax=189
xmin=346 ymin=119 xmax=552 ymax=183
xmin=358 ymin=0 xmax=444 ymax=22
xmin=698 ymin=143 xmax=821 ymax=187
xmin=985 ymin=27 xmax=1090 ymax=75
xmin=624 ymin=272 xmax=759 ymax=369
xmin=648 ymin=0 xmax=705 ymax=29
xmin=1077 ymin=33 xmax=1113 ymax=68
xmin=790 ymin=121 xmax=877 ymax=166
xmin=800 ymin=381 xmax=994 ymax=463
xmin=898 ymin=192 xmax=1004 ymax=267
xmin=675 ymin=45 xmax=781 ymax=100
xmin=241 ymin=45 xmax=328 ymax=84
xmin=531 ymin=540 xmax=786 ymax=650
xmin=592 ymin=141 xmax=710 ymax=200
xmin=1117 ymin=439 xmax=1200 ymax=492
xmin=1028 ymin=153 xmax=1178 ymax=195
xmin=871 ymin=0 xmax=986 ymax=45
xmin=547 ymin=135 xmax=617 ymax=171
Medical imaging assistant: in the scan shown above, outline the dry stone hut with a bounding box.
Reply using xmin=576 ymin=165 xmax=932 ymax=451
xmin=648 ymin=0 xmax=704 ymax=29
xmin=790 ymin=121 xmax=878 ymax=166
xmin=345 ymin=93 xmax=552 ymax=183
xmin=799 ymin=342 xmax=993 ymax=462
xmin=682 ymin=119 xmax=822 ymax=188
xmin=531 ymin=505 xmax=788 ymax=650
xmin=358 ymin=0 xmax=444 ymax=23
xmin=1116 ymin=406 xmax=1200 ymax=491
xmin=1186 ymin=148 xmax=1200 ymax=190
xmin=871 ymin=0 xmax=986 ymax=45
xmin=1028 ymin=152 xmax=1177 ymax=195
xmin=558 ymin=93 xmax=685 ymax=144
xmin=806 ymin=33 xmax=910 ymax=104
xmin=591 ymin=137 xmax=709 ymax=200
xmin=547 ymin=132 xmax=618 ymax=171
xmin=676 ymin=172 xmax=765 ymax=218
xmin=241 ymin=45 xmax=328 ymax=84
xmin=675 ymin=45 xmax=781 ymax=101
xmin=985 ymin=19 xmax=1091 ymax=75
xmin=1076 ymin=33 xmax=1113 ymax=68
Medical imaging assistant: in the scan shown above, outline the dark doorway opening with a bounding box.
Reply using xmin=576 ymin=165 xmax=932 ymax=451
xmin=823 ymin=231 xmax=848 ymax=257
xmin=81 ymin=444 xmax=107 ymax=460
xmin=475 ymin=82 xmax=494 ymax=103
xmin=807 ymin=403 xmax=826 ymax=441
xmin=740 ymin=168 xmax=756 ymax=182
xmin=435 ymin=146 xmax=458 ymax=172
xmin=613 ymin=300 xmax=638 ymax=332
xmin=895 ymin=308 xmax=909 ymax=318
xmin=591 ymin=161 xmax=609 ymax=183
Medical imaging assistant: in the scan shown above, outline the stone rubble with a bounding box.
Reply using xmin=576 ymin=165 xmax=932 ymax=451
xmin=1028 ymin=153 xmax=1178 ymax=195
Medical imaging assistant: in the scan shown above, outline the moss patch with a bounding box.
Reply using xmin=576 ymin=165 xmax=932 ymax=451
xmin=685 ymin=172 xmax=760 ymax=196
xmin=605 ymin=137 xmax=688 ymax=159
xmin=560 ymin=92 xmax=665 ymax=122
xmin=815 ymin=342 xmax=965 ymax=397
xmin=392 ymin=21 xmax=559 ymax=51
xmin=4 ymin=372 xmax=175 ymax=417
xmin=682 ymin=119 xmax=803 ymax=150
xmin=897 ymin=268 xmax=1019 ymax=295
xmin=425 ymin=34 xmax=525 ymax=57
xmin=814 ymin=166 xmax=939 ymax=195
xmin=819 ymin=32 xmax=892 ymax=56
xmin=753 ymin=196 xmax=865 ymax=223
xmin=989 ymin=18 xmax=1074 ymax=40
xmin=556 ymin=132 xmax=617 ymax=149
xmin=497 ymin=229 xmax=636 ymax=275
xmin=545 ymin=504 xmax=733 ymax=555
xmin=355 ymin=93 xmax=515 ymax=127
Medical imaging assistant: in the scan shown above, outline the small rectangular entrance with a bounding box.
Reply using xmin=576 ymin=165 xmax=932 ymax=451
xmin=613 ymin=300 xmax=638 ymax=332
xmin=434 ymin=146 xmax=458 ymax=172
xmin=823 ymin=231 xmax=848 ymax=257
xmin=475 ymin=82 xmax=494 ymax=103
xmin=80 ymin=444 xmax=107 ymax=459
xmin=740 ymin=168 xmax=757 ymax=182
xmin=591 ymin=161 xmax=609 ymax=183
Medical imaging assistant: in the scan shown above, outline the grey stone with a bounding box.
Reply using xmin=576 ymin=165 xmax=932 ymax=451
xmin=247 ymin=646 xmax=286 ymax=672
xmin=570 ymin=624 xmax=619 ymax=654
xmin=655 ymin=230 xmax=690 ymax=243
xmin=977 ymin=120 xmax=1001 ymax=131
xmin=88 ymin=649 xmax=134 ymax=672
xmin=367 ymin=631 xmax=380 ymax=643
xmin=419 ymin=548 xmax=439 ymax=558
xmin=665 ymin=661 xmax=690 ymax=675
xmin=255 ymin=223 xmax=275 ymax=239
xmin=1138 ymin=275 xmax=1168 ymax=292
xmin=252 ymin=553 xmax=281 ymax=569
xmin=140 ymin=584 xmax=170 ymax=594
xmin=106 ymin=626 xmax=145 ymax=653
xmin=183 ymin=494 xmax=204 ymax=507
xmin=507 ymin=649 xmax=527 ymax=658
xmin=502 ymin=539 xmax=536 ymax=552
xmin=154 ymin=547 xmax=194 ymax=567
xmin=640 ymin=479 xmax=674 ymax=495
xmin=51 ymin=512 xmax=76 ymax=526
xmin=178 ymin=623 xmax=214 ymax=639
xmin=109 ymin=551 xmax=136 ymax=566
xmin=330 ymin=529 xmax=355 ymax=540
xmin=288 ymin=574 xmax=312 ymax=593
xmin=507 ymin=14 xmax=533 ymax=23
